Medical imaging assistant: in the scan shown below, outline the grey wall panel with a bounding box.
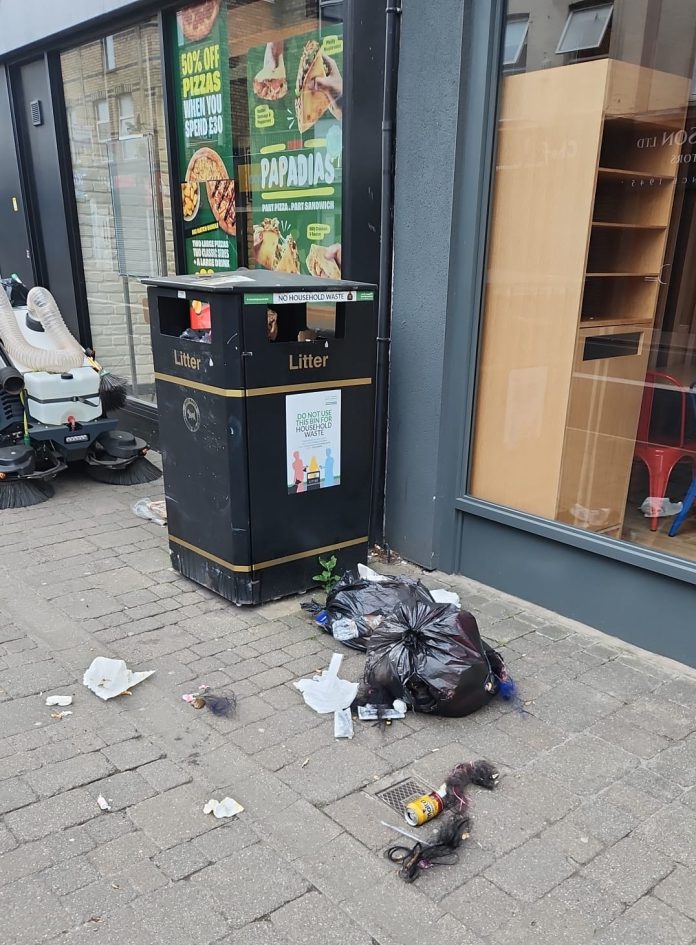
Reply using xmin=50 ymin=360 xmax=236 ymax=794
xmin=457 ymin=512 xmax=696 ymax=667
xmin=0 ymin=0 xmax=147 ymax=57
xmin=385 ymin=0 xmax=465 ymax=566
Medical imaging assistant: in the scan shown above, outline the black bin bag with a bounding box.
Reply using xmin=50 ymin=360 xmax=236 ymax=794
xmin=317 ymin=568 xmax=436 ymax=652
xmin=362 ymin=598 xmax=499 ymax=717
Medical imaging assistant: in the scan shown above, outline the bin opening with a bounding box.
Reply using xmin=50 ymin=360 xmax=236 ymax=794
xmin=266 ymin=302 xmax=345 ymax=342
xmin=158 ymin=296 xmax=211 ymax=344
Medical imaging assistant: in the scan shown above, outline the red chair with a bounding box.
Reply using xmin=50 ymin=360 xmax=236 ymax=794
xmin=634 ymin=371 xmax=696 ymax=531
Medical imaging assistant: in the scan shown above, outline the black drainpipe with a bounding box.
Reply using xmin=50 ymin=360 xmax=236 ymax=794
xmin=369 ymin=0 xmax=402 ymax=546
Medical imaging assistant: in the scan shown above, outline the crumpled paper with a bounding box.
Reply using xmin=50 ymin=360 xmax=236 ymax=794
xmin=203 ymin=797 xmax=244 ymax=818
xmin=83 ymin=657 xmax=155 ymax=701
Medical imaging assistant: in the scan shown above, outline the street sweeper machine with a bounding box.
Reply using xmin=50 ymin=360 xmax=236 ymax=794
xmin=0 ymin=278 xmax=160 ymax=509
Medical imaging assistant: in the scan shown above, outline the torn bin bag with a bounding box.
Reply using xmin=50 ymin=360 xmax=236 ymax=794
xmin=362 ymin=600 xmax=498 ymax=717
xmin=316 ymin=568 xmax=435 ymax=652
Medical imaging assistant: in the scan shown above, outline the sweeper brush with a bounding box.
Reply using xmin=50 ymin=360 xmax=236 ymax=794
xmin=0 ymin=279 xmax=161 ymax=509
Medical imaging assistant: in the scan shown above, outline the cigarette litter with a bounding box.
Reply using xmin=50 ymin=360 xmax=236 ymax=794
xmin=51 ymin=711 xmax=73 ymax=720
xmin=83 ymin=657 xmax=155 ymax=701
xmin=96 ymin=795 xmax=112 ymax=811
xmin=203 ymin=797 xmax=244 ymax=819
xmin=45 ymin=695 xmax=73 ymax=707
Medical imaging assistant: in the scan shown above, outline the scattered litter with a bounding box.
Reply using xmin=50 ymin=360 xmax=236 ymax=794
xmin=203 ymin=797 xmax=244 ymax=819
xmin=182 ymin=685 xmax=237 ymax=717
xmin=333 ymin=706 xmax=354 ymax=739
xmin=83 ymin=657 xmax=155 ymax=700
xmin=294 ymin=653 xmax=358 ymax=714
xmin=383 ymin=758 xmax=499 ymax=883
xmin=361 ymin=599 xmax=511 ymax=718
xmin=381 ymin=820 xmax=420 ymax=843
xmin=96 ymin=795 xmax=112 ymax=812
xmin=430 ymin=589 xmax=461 ymax=607
xmin=332 ymin=617 xmax=360 ymax=641
xmin=45 ymin=695 xmax=73 ymax=707
xmin=301 ymin=758 xmax=310 ymax=768
xmin=51 ymin=711 xmax=73 ymax=720
xmin=358 ymin=700 xmax=407 ymax=721
xmin=386 ymin=811 xmax=472 ymax=883
xmin=132 ymin=497 xmax=167 ymax=525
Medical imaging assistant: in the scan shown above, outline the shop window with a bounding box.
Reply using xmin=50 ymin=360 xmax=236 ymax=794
xmin=556 ymin=3 xmax=613 ymax=56
xmin=503 ymin=15 xmax=529 ymax=69
xmin=61 ymin=19 xmax=175 ymax=404
xmin=471 ymin=0 xmax=696 ymax=567
xmin=94 ymin=99 xmax=110 ymax=143
xmin=170 ymin=0 xmax=344 ymax=279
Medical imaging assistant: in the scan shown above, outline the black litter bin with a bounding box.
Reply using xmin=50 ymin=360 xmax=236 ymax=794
xmin=143 ymin=270 xmax=377 ymax=605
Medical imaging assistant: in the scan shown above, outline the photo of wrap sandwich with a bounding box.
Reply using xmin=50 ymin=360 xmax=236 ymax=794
xmin=253 ymin=218 xmax=300 ymax=273
xmin=294 ymin=39 xmax=332 ymax=133
xmin=306 ymin=243 xmax=341 ymax=280
xmin=253 ymin=42 xmax=287 ymax=101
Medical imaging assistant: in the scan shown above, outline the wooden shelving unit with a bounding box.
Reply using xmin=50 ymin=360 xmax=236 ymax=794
xmin=471 ymin=58 xmax=690 ymax=534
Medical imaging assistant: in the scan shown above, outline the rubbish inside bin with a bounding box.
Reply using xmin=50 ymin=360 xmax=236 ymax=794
xmin=361 ymin=598 xmax=509 ymax=717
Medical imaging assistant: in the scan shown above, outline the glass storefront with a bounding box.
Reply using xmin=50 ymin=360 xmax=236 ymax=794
xmin=471 ymin=2 xmax=696 ymax=564
xmin=61 ymin=20 xmax=175 ymax=404
xmin=170 ymin=0 xmax=343 ymax=280
xmin=60 ymin=1 xmax=344 ymax=404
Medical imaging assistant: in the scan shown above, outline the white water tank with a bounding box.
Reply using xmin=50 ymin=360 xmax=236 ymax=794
xmin=24 ymin=367 xmax=101 ymax=425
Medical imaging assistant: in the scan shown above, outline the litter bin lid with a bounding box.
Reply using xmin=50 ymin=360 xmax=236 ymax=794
xmin=142 ymin=269 xmax=375 ymax=295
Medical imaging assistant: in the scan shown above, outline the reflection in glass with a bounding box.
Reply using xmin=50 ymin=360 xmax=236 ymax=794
xmin=471 ymin=0 xmax=696 ymax=565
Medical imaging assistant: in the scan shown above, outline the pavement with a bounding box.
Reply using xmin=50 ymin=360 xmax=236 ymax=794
xmin=1 ymin=458 xmax=696 ymax=945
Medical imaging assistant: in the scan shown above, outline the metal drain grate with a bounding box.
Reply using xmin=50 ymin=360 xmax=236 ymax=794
xmin=375 ymin=777 xmax=432 ymax=816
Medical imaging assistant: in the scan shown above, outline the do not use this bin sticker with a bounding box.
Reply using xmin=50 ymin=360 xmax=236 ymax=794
xmin=286 ymin=390 xmax=341 ymax=494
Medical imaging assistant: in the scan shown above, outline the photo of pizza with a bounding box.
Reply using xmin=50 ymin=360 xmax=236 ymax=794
xmin=206 ymin=179 xmax=236 ymax=235
xmin=185 ymin=146 xmax=228 ymax=186
xmin=178 ymin=0 xmax=221 ymax=43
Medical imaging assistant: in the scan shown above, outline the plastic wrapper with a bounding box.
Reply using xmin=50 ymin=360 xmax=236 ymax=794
xmin=362 ymin=599 xmax=500 ymax=718
xmin=316 ymin=568 xmax=436 ymax=651
xmin=132 ymin=498 xmax=167 ymax=526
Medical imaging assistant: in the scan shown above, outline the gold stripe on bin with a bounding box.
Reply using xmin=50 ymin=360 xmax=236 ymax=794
xmin=168 ymin=534 xmax=368 ymax=574
xmin=246 ymin=377 xmax=372 ymax=397
xmin=253 ymin=536 xmax=368 ymax=570
xmin=154 ymin=373 xmax=372 ymax=398
xmin=154 ymin=372 xmax=244 ymax=397
xmin=169 ymin=535 xmax=252 ymax=573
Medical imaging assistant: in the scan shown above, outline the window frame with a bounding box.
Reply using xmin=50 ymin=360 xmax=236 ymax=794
xmin=502 ymin=14 xmax=529 ymax=67
xmin=555 ymin=2 xmax=613 ymax=56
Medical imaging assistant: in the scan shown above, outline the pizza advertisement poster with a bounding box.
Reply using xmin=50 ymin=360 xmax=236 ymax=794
xmin=285 ymin=390 xmax=341 ymax=495
xmin=246 ymin=27 xmax=344 ymax=281
xmin=172 ymin=0 xmax=238 ymax=274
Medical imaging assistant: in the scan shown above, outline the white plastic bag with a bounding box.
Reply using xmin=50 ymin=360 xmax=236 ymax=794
xmin=294 ymin=654 xmax=358 ymax=714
